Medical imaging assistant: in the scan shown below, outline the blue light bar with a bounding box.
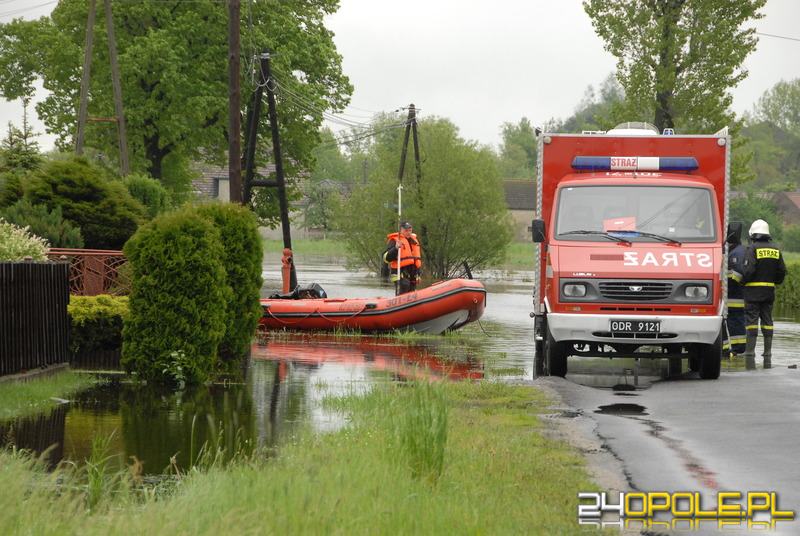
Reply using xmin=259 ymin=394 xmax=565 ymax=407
xmin=571 ymin=156 xmax=699 ymax=172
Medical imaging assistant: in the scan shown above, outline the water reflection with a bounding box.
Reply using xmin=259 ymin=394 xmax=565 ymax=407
xmin=0 ymin=335 xmax=483 ymax=474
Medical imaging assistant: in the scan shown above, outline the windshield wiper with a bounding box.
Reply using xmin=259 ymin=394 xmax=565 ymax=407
xmin=614 ymin=230 xmax=682 ymax=245
xmin=559 ymin=230 xmax=632 ymax=246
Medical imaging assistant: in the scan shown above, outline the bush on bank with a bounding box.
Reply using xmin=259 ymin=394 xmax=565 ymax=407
xmin=775 ymin=261 xmax=800 ymax=312
xmin=68 ymin=295 xmax=129 ymax=357
xmin=195 ymin=203 xmax=263 ymax=368
xmin=122 ymin=208 xmax=229 ymax=384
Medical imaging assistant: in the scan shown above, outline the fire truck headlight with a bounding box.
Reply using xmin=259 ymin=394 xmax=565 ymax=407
xmin=684 ymin=285 xmax=708 ymax=300
xmin=563 ymin=283 xmax=587 ymax=297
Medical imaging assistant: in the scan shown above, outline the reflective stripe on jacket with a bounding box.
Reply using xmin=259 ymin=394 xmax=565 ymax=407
xmin=741 ymin=239 xmax=786 ymax=302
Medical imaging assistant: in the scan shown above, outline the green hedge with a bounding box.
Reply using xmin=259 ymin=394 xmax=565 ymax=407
xmin=122 ymin=208 xmax=229 ymax=384
xmin=775 ymin=261 xmax=800 ymax=312
xmin=195 ymin=203 xmax=263 ymax=367
xmin=68 ymin=295 xmax=128 ymax=356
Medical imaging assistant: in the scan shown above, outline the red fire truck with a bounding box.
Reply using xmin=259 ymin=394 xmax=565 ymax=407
xmin=532 ymin=122 xmax=732 ymax=379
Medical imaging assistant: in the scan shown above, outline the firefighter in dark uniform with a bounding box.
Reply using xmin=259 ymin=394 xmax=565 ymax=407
xmin=725 ymin=230 xmax=747 ymax=356
xmin=741 ymin=219 xmax=786 ymax=367
xmin=383 ymin=221 xmax=422 ymax=295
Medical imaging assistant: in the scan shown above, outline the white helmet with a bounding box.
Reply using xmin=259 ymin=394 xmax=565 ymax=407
xmin=749 ymin=219 xmax=770 ymax=237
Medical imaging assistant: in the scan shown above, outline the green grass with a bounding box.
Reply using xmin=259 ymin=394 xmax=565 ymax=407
xmin=262 ymin=237 xmax=344 ymax=257
xmin=503 ymin=241 xmax=536 ymax=269
xmin=0 ymin=370 xmax=96 ymax=421
xmin=0 ymin=381 xmax=601 ymax=534
xmin=263 ymin=237 xmax=536 ymax=270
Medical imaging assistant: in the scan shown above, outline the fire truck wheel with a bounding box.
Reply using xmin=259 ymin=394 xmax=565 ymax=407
xmin=534 ymin=339 xmax=545 ymax=376
xmin=698 ymin=331 xmax=722 ymax=380
xmin=545 ymin=331 xmax=568 ymax=377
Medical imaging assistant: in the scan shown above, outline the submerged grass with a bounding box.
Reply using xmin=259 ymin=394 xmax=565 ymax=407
xmin=1 ymin=381 xmax=599 ymax=534
xmin=0 ymin=369 xmax=96 ymax=421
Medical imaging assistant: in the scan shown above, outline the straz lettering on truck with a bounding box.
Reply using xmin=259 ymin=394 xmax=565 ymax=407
xmin=622 ymin=251 xmax=713 ymax=268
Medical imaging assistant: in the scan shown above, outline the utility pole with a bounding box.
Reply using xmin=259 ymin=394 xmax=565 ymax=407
xmin=409 ymin=103 xmax=425 ymax=247
xmin=75 ymin=0 xmax=130 ymax=176
xmin=104 ymin=0 xmax=130 ymax=175
xmin=243 ymin=53 xmax=268 ymax=205
xmin=263 ymin=51 xmax=297 ymax=289
xmin=75 ymin=0 xmax=96 ymax=156
xmin=227 ymin=0 xmax=243 ymax=203
xmin=397 ymin=107 xmax=412 ymax=183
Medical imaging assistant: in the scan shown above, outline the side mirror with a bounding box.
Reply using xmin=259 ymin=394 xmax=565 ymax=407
xmin=726 ymin=221 xmax=743 ymax=245
xmin=531 ymin=219 xmax=546 ymax=243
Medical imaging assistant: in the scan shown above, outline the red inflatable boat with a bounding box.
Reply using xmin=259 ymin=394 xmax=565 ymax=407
xmin=259 ymin=278 xmax=486 ymax=334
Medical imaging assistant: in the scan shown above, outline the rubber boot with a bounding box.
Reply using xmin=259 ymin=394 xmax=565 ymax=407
xmin=742 ymin=333 xmax=757 ymax=359
xmin=762 ymin=334 xmax=773 ymax=369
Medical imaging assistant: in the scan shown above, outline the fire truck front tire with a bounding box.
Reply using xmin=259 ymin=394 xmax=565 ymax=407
xmin=544 ymin=330 xmax=568 ymax=378
xmin=697 ymin=329 xmax=723 ymax=380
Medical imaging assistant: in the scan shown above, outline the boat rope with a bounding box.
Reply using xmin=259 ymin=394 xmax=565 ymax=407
xmin=315 ymin=304 xmax=368 ymax=324
xmin=265 ymin=307 xmax=314 ymax=326
xmin=477 ymin=319 xmax=491 ymax=337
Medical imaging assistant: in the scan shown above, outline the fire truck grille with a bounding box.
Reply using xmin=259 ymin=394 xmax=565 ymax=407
xmin=598 ymin=281 xmax=673 ymax=301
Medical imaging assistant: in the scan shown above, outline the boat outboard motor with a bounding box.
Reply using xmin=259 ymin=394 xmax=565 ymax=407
xmin=269 ymin=283 xmax=327 ymax=300
xmin=296 ymin=283 xmax=327 ymax=299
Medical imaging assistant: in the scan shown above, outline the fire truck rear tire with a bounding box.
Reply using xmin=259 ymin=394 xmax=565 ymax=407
xmin=698 ymin=330 xmax=722 ymax=380
xmin=534 ymin=339 xmax=545 ymax=376
xmin=545 ymin=331 xmax=568 ymax=377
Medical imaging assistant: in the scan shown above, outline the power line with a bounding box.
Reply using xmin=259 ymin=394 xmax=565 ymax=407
xmin=0 ymin=0 xmax=57 ymax=19
xmin=756 ymin=31 xmax=800 ymax=43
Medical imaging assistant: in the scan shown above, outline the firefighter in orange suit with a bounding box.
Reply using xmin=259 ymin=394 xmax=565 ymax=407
xmin=383 ymin=221 xmax=422 ymax=294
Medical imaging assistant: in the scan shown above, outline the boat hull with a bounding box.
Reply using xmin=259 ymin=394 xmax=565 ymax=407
xmin=259 ymin=279 xmax=486 ymax=335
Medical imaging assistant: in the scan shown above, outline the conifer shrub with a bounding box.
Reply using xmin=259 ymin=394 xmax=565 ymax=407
xmin=123 ymin=174 xmax=170 ymax=219
xmin=1 ymin=199 xmax=84 ymax=248
xmin=25 ymin=156 xmax=145 ymax=249
xmin=122 ymin=209 xmax=229 ymax=384
xmin=195 ymin=203 xmax=263 ymax=367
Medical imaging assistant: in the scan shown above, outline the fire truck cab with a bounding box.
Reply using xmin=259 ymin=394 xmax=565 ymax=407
xmin=532 ymin=122 xmax=731 ymax=379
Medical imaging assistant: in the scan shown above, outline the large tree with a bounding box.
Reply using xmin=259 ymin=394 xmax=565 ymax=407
xmin=336 ymin=117 xmax=513 ymax=279
xmin=497 ymin=117 xmax=537 ymax=179
xmin=753 ymin=78 xmax=800 ymax=136
xmin=584 ymin=0 xmax=765 ymax=133
xmin=0 ymin=0 xmax=351 ymax=196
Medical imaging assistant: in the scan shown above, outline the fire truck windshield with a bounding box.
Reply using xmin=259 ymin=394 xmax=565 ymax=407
xmin=555 ymin=185 xmax=716 ymax=242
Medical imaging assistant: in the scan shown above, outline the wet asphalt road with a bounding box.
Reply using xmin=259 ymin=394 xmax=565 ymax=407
xmin=546 ymin=337 xmax=800 ymax=535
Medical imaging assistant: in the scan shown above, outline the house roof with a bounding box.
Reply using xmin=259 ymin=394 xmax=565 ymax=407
xmin=503 ymin=179 xmax=536 ymax=210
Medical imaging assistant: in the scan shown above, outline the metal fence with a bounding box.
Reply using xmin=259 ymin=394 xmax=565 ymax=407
xmin=0 ymin=262 xmax=70 ymax=376
xmin=46 ymin=248 xmax=130 ymax=296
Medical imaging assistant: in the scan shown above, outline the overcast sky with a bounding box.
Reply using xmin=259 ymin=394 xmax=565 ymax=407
xmin=1 ymin=0 xmax=799 ymax=151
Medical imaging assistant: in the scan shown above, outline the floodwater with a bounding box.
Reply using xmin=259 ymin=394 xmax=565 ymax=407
xmin=2 ymin=254 xmax=799 ymax=474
